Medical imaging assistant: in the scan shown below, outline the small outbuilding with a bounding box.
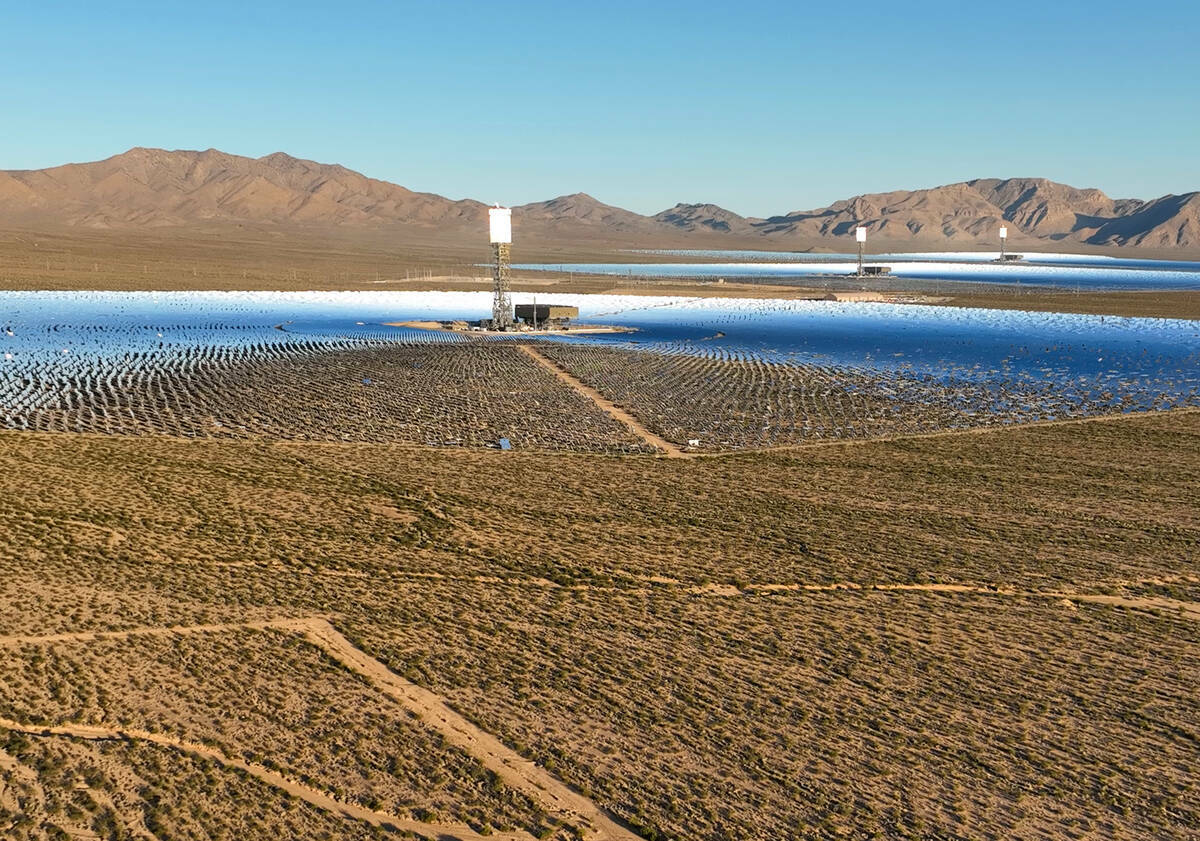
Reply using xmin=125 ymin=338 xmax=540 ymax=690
xmin=515 ymin=304 xmax=579 ymax=327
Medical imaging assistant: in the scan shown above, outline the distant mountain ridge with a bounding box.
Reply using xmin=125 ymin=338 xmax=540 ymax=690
xmin=0 ymin=148 xmax=1197 ymax=249
xmin=0 ymin=147 xmax=488 ymax=229
xmin=660 ymin=179 xmax=1199 ymax=249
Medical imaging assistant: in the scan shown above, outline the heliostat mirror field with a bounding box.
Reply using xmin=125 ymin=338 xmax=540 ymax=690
xmin=2 ymin=291 xmax=1198 ymax=451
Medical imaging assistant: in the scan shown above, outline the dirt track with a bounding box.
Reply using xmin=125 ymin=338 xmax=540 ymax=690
xmin=516 ymin=344 xmax=686 ymax=458
xmin=0 ymin=616 xmax=641 ymax=841
xmin=0 ymin=715 xmax=533 ymax=841
xmin=303 ymin=620 xmax=642 ymax=841
xmin=1 ymin=576 xmax=1195 ymax=654
xmin=2 ymin=581 xmax=1196 ymax=840
xmin=0 ymin=617 xmax=319 ymax=647
xmin=690 ymin=404 xmax=1200 ymax=460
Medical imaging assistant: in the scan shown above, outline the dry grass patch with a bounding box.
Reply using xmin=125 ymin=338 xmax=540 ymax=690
xmin=0 ymin=411 xmax=1196 ymax=840
xmin=0 ymin=629 xmax=554 ymax=838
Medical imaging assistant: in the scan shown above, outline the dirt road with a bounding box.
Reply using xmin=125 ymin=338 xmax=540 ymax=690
xmin=2 ymin=584 xmax=1195 ymax=840
xmin=0 ymin=617 xmax=315 ymax=647
xmin=516 ymin=343 xmax=686 ymax=458
xmin=304 ymin=619 xmax=643 ymax=841
xmin=0 ymin=715 xmax=532 ymax=841
xmin=0 ymin=616 xmax=641 ymax=841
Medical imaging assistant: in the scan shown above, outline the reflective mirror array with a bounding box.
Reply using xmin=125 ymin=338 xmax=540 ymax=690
xmin=2 ymin=291 xmax=1197 ymax=451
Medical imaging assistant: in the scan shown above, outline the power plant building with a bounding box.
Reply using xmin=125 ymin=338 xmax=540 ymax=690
xmin=515 ymin=304 xmax=579 ymax=327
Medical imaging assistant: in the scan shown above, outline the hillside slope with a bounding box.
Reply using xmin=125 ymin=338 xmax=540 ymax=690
xmin=1 ymin=148 xmax=1196 ymax=249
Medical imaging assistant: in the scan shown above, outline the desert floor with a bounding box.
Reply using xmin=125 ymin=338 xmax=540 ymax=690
xmin=2 ymin=226 xmax=1197 ymax=319
xmin=1 ymin=409 xmax=1197 ymax=840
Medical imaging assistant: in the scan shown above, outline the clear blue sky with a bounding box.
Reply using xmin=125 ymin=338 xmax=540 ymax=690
xmin=3 ymin=0 xmax=1198 ymax=215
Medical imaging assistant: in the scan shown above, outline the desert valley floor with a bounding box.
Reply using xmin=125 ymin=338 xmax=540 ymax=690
xmin=0 ymin=279 xmax=1197 ymax=841
xmin=1 ymin=402 xmax=1198 ymax=840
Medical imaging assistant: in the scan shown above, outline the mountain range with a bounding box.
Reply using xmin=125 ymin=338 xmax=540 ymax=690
xmin=1 ymin=147 xmax=1197 ymax=250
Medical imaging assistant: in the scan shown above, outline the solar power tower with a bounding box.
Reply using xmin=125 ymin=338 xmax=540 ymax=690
xmin=855 ymin=226 xmax=867 ymax=277
xmin=489 ymin=206 xmax=514 ymax=330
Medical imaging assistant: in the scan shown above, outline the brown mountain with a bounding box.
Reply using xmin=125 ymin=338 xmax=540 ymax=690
xmin=652 ymin=203 xmax=757 ymax=235
xmin=0 ymin=147 xmax=488 ymax=230
xmin=513 ymin=193 xmax=663 ymax=234
xmin=1 ymin=148 xmax=1197 ymax=250
xmin=737 ymin=178 xmax=1200 ymax=249
xmin=1083 ymin=192 xmax=1200 ymax=248
xmin=752 ymin=182 xmax=1008 ymax=242
xmin=968 ymin=177 xmax=1143 ymax=238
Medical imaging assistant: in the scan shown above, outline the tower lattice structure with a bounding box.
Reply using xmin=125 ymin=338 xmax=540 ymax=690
xmin=491 ymin=241 xmax=513 ymax=329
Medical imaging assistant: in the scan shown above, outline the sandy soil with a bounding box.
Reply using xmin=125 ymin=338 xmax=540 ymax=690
xmin=687 ymin=405 xmax=1200 ymax=459
xmin=2 ymin=411 xmax=1199 ymax=840
xmin=385 ymin=320 xmax=448 ymax=330
xmin=0 ymin=715 xmax=531 ymax=841
xmin=304 ymin=620 xmax=641 ymax=841
xmin=3 ymin=225 xmax=1194 ymax=319
xmin=0 ymin=615 xmax=641 ymax=841
xmin=384 ymin=320 xmax=636 ymax=336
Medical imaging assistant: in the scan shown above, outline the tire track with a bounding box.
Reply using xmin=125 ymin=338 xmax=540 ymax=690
xmin=303 ymin=619 xmax=643 ymax=841
xmin=638 ymin=577 xmax=1200 ymax=620
xmin=691 ymin=404 xmax=1200 ymax=459
xmin=0 ymin=617 xmax=316 ymax=647
xmin=0 ymin=616 xmax=641 ymax=841
xmin=0 ymin=716 xmax=533 ymax=841
xmin=516 ymin=343 xmax=685 ymax=458
xmin=1 ymin=583 xmax=1195 ymax=841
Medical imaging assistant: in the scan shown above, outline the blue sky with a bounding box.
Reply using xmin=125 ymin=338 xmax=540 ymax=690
xmin=2 ymin=0 xmax=1197 ymax=215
